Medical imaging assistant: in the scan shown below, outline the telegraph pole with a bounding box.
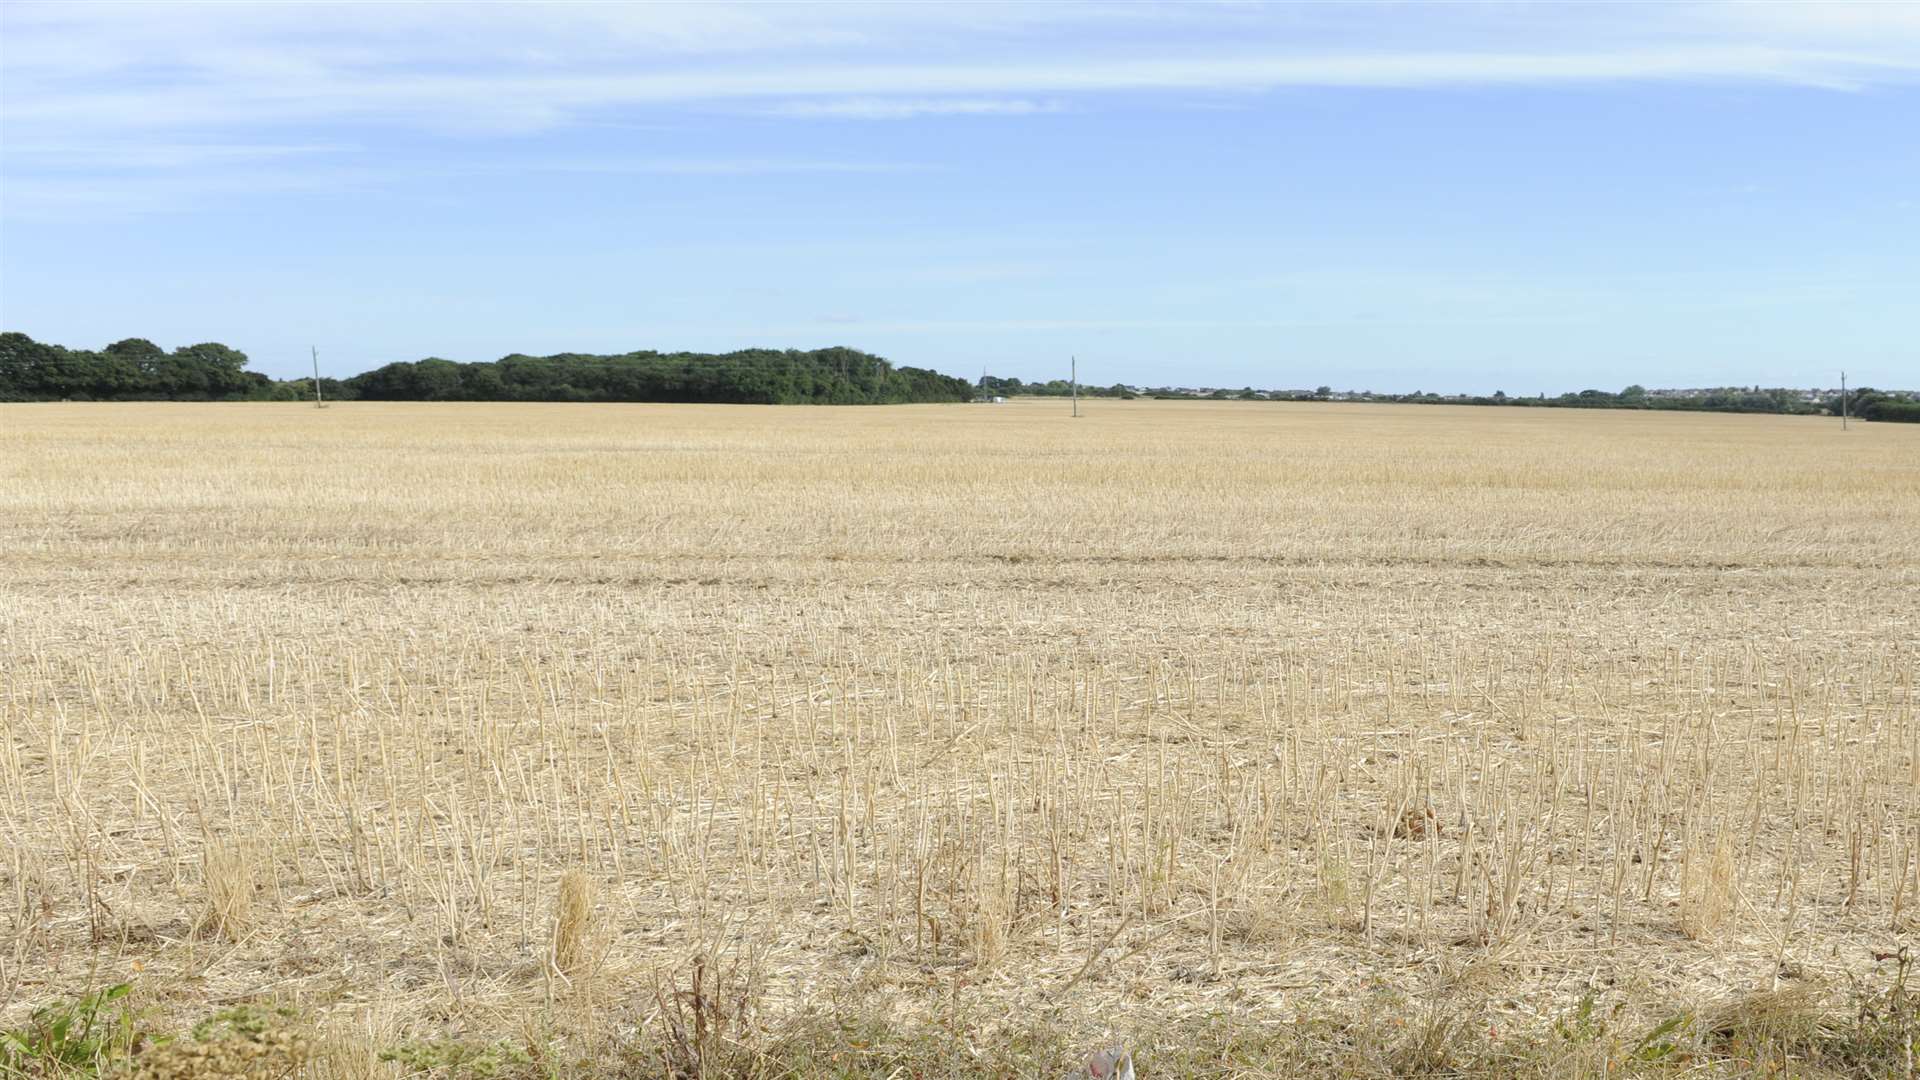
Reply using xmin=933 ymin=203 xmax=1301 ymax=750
xmin=311 ymin=346 xmax=325 ymax=408
xmin=1071 ymin=355 xmax=1079 ymax=418
xmin=1840 ymin=370 xmax=1847 ymax=430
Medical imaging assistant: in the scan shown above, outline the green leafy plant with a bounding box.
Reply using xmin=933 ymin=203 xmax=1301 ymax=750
xmin=379 ymin=1038 xmax=537 ymax=1078
xmin=188 ymin=1004 xmax=300 ymax=1044
xmin=1552 ymin=993 xmax=1607 ymax=1046
xmin=1630 ymin=1013 xmax=1690 ymax=1063
xmin=0 ymin=983 xmax=135 ymax=1076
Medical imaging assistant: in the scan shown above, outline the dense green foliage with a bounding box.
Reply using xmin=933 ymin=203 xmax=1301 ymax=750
xmin=0 ymin=983 xmax=136 ymax=1075
xmin=0 ymin=334 xmax=973 ymax=405
xmin=1847 ymin=388 xmax=1920 ymax=423
xmin=1866 ymin=400 xmax=1920 ymax=422
xmin=6 ymin=332 xmax=1911 ymax=418
xmin=0 ymin=332 xmax=269 ymax=401
xmin=978 ymin=374 xmax=1137 ymax=400
xmin=349 ymin=348 xmax=972 ymax=404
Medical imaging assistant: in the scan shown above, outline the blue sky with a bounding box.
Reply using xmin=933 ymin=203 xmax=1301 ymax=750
xmin=2 ymin=1 xmax=1916 ymax=393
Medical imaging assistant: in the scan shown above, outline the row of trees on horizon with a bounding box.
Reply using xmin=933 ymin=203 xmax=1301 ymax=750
xmin=0 ymin=333 xmax=973 ymax=405
xmin=982 ymin=375 xmax=1920 ymax=421
xmin=3 ymin=332 xmax=1914 ymax=421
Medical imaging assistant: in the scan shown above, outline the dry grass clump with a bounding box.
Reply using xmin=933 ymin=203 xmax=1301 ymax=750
xmin=969 ymin=884 xmax=1010 ymax=971
xmin=1 ymin=400 xmax=1916 ymax=1071
xmin=198 ymin=842 xmax=257 ymax=942
xmin=1680 ymin=830 xmax=1738 ymax=941
xmin=552 ymin=868 xmax=597 ymax=983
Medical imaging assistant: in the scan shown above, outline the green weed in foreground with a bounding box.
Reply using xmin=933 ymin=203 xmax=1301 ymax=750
xmin=379 ymin=1038 xmax=540 ymax=1079
xmin=2 ymin=961 xmax=1913 ymax=1078
xmin=0 ymin=984 xmax=136 ymax=1078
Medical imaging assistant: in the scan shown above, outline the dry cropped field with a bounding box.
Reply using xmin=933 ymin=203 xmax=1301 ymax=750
xmin=3 ymin=399 xmax=1918 ymax=1076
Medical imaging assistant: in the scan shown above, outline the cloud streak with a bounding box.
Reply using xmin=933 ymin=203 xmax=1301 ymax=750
xmin=7 ymin=46 xmax=1915 ymax=137
xmin=0 ymin=155 xmax=926 ymax=221
xmin=765 ymin=98 xmax=1064 ymax=119
xmin=7 ymin=3 xmax=1920 ymax=141
xmin=6 ymin=1 xmax=1919 ymax=218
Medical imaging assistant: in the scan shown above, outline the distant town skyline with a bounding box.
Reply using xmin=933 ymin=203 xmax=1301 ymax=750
xmin=3 ymin=2 xmax=1917 ymax=393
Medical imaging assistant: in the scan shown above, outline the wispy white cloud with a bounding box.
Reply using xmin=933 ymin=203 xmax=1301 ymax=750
xmin=526 ymin=157 xmax=926 ymax=176
xmin=743 ymin=315 xmax=1599 ymax=336
xmin=7 ymin=46 xmax=1914 ymax=135
xmin=7 ymin=2 xmax=1920 ymax=141
xmin=6 ymin=1 xmax=1919 ymax=218
xmin=5 ymin=142 xmax=357 ymax=170
xmin=0 ymin=155 xmax=925 ymax=221
xmin=766 ymin=97 xmax=1064 ymax=119
xmin=1 ymin=166 xmax=390 ymax=219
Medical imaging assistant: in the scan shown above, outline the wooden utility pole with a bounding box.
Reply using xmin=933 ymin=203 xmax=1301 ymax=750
xmin=311 ymin=346 xmax=326 ymax=408
xmin=1840 ymin=370 xmax=1847 ymax=430
xmin=1071 ymin=355 xmax=1079 ymax=418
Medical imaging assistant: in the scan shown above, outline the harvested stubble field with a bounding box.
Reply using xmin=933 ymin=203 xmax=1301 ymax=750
xmin=2 ymin=399 xmax=1917 ymax=1077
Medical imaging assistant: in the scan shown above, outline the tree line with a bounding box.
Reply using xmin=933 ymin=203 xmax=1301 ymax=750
xmin=4 ymin=332 xmax=1911 ymax=420
xmin=978 ymin=375 xmax=1140 ymax=399
xmin=0 ymin=334 xmax=975 ymax=405
xmin=345 ymin=347 xmax=973 ymax=403
xmin=1315 ymin=384 xmax=1917 ymax=419
xmin=998 ymin=378 xmax=1916 ymax=421
xmin=0 ymin=334 xmax=267 ymax=402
